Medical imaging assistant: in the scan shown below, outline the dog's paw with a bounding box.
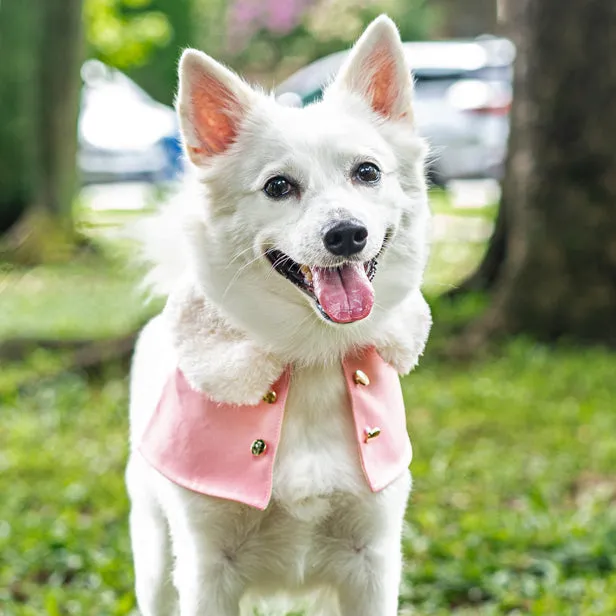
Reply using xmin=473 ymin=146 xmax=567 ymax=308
xmin=184 ymin=341 xmax=285 ymax=406
xmin=378 ymin=338 xmax=426 ymax=375
xmin=376 ymin=291 xmax=432 ymax=375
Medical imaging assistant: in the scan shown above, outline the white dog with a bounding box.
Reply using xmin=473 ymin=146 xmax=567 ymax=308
xmin=126 ymin=15 xmax=432 ymax=616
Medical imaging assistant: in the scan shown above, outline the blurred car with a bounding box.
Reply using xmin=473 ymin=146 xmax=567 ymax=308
xmin=78 ymin=60 xmax=183 ymax=184
xmin=276 ymin=37 xmax=515 ymax=184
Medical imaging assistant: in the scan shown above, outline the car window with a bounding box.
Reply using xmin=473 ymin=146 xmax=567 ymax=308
xmin=299 ymin=66 xmax=511 ymax=107
xmin=300 ymin=72 xmax=463 ymax=106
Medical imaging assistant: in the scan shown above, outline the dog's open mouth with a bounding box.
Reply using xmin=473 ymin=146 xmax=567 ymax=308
xmin=266 ymin=250 xmax=378 ymax=324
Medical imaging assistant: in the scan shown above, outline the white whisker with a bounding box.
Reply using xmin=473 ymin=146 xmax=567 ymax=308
xmin=221 ymin=253 xmax=266 ymax=300
xmin=226 ymin=245 xmax=257 ymax=268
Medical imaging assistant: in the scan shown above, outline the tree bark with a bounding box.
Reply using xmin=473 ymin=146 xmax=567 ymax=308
xmin=463 ymin=0 xmax=616 ymax=346
xmin=38 ymin=0 xmax=84 ymax=224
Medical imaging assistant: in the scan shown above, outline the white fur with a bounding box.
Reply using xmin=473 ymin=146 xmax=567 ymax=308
xmin=127 ymin=15 xmax=431 ymax=616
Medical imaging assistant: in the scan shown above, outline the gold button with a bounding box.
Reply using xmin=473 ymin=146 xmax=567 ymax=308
xmin=353 ymin=369 xmax=370 ymax=386
xmin=364 ymin=427 xmax=381 ymax=442
xmin=263 ymin=390 xmax=277 ymax=404
xmin=251 ymin=439 xmax=267 ymax=456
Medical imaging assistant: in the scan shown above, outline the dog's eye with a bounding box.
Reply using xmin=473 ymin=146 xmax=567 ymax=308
xmin=354 ymin=162 xmax=381 ymax=184
xmin=263 ymin=176 xmax=294 ymax=199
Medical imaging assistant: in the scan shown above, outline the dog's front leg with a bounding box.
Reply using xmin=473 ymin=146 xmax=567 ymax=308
xmin=319 ymin=473 xmax=411 ymax=616
xmin=127 ymin=456 xmax=179 ymax=616
xmin=335 ymin=543 xmax=403 ymax=616
xmin=167 ymin=491 xmax=248 ymax=616
xmin=173 ymin=540 xmax=245 ymax=616
xmin=174 ymin=571 xmax=243 ymax=616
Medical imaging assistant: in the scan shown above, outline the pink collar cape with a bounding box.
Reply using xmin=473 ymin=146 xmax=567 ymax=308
xmin=139 ymin=347 xmax=412 ymax=510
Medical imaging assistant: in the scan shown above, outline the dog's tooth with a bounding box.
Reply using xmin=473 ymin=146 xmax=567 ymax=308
xmin=300 ymin=265 xmax=313 ymax=282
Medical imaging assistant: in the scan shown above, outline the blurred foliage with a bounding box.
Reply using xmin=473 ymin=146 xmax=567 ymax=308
xmin=124 ymin=0 xmax=194 ymax=104
xmin=0 ymin=0 xmax=83 ymax=241
xmin=84 ymin=0 xmax=230 ymax=104
xmin=228 ymin=0 xmax=440 ymax=81
xmin=84 ymin=0 xmax=172 ymax=70
xmin=192 ymin=0 xmax=231 ymax=58
xmin=83 ymin=0 xmax=440 ymax=101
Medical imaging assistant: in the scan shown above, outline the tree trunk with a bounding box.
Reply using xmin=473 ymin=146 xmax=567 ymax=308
xmin=0 ymin=0 xmax=83 ymax=257
xmin=463 ymin=0 xmax=616 ymax=346
xmin=38 ymin=0 xmax=84 ymax=225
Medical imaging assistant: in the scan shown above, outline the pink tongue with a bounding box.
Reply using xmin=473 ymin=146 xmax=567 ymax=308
xmin=311 ymin=263 xmax=375 ymax=324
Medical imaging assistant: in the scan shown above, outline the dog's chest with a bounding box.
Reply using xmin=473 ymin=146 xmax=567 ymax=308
xmin=272 ymin=363 xmax=366 ymax=510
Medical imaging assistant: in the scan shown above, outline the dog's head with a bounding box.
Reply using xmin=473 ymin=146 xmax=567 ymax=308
xmin=177 ymin=16 xmax=430 ymax=361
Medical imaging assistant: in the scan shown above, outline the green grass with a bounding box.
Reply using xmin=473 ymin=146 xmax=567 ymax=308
xmin=3 ymin=335 xmax=615 ymax=614
xmin=0 ymin=367 xmax=134 ymax=615
xmin=402 ymin=340 xmax=616 ymax=614
xmin=428 ymin=187 xmax=499 ymax=220
xmin=0 ymin=257 xmax=154 ymax=341
xmin=2 ymin=196 xmax=616 ymax=614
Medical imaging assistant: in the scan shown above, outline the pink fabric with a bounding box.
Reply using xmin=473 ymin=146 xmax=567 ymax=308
xmin=140 ymin=348 xmax=411 ymax=510
xmin=343 ymin=348 xmax=412 ymax=492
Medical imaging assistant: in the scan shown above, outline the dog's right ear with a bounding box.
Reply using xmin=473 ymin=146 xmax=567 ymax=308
xmin=327 ymin=15 xmax=414 ymax=124
xmin=177 ymin=50 xmax=255 ymax=166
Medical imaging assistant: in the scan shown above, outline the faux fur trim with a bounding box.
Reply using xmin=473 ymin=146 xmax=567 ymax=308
xmin=165 ymin=279 xmax=430 ymax=405
xmin=372 ymin=291 xmax=432 ymax=375
xmin=164 ymin=279 xmax=285 ymax=405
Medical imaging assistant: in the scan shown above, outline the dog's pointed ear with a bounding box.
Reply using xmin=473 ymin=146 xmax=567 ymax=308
xmin=177 ymin=49 xmax=255 ymax=166
xmin=329 ymin=15 xmax=414 ymax=123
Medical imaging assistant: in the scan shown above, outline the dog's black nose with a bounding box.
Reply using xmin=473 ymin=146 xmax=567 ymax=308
xmin=323 ymin=221 xmax=368 ymax=257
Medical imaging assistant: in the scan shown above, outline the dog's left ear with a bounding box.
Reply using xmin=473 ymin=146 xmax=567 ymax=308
xmin=328 ymin=15 xmax=414 ymax=123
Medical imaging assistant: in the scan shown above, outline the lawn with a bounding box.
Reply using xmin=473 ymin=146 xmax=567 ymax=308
xmin=1 ymin=192 xmax=615 ymax=615
xmin=0 ymin=258 xmax=151 ymax=342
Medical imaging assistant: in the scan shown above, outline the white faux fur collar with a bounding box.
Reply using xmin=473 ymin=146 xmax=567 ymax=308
xmin=164 ymin=278 xmax=431 ymax=405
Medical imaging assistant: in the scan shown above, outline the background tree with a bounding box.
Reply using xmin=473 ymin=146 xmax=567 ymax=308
xmin=0 ymin=0 xmax=84 ymax=260
xmin=458 ymin=0 xmax=616 ymax=346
